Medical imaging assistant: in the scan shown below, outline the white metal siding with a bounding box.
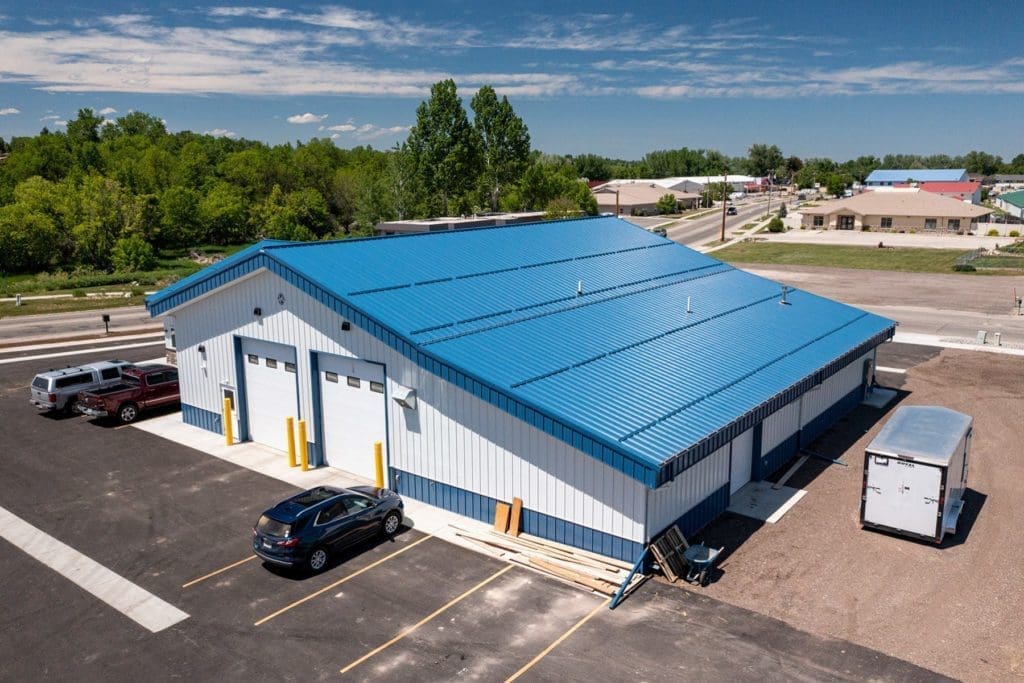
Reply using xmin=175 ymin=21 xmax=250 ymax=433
xmin=170 ymin=269 xmax=646 ymax=543
xmin=762 ymin=398 xmax=801 ymax=454
xmin=800 ymin=351 xmax=869 ymax=428
xmin=645 ymin=443 xmax=730 ymax=539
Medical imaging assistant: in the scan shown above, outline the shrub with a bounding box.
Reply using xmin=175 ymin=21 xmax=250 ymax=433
xmin=767 ymin=216 xmax=785 ymax=233
xmin=111 ymin=235 xmax=157 ymax=272
xmin=72 ymin=289 xmax=86 ymax=298
xmin=130 ymin=287 xmax=145 ymax=297
xmin=1010 ymin=230 xmax=1020 ymax=237
xmin=987 ymin=229 xmax=1000 ymax=237
xmin=953 ymin=264 xmax=976 ymax=272
xmin=861 ymin=225 xmax=871 ymax=231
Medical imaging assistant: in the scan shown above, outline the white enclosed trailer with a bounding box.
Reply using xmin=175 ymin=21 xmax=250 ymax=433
xmin=861 ymin=406 xmax=972 ymax=543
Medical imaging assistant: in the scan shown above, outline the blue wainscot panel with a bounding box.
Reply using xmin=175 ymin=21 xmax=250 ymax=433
xmin=182 ymin=403 xmax=222 ymax=434
xmin=393 ymin=468 xmax=642 ymax=562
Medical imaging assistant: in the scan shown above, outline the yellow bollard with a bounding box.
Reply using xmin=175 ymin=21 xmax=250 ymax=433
xmin=286 ymin=416 xmax=296 ymax=467
xmin=223 ymin=397 xmax=233 ymax=445
xmin=298 ymin=419 xmax=309 ymax=471
xmin=374 ymin=441 xmax=384 ymax=488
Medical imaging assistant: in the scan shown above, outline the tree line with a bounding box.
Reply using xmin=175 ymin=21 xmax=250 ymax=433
xmin=3 ymin=80 xmax=1023 ymax=276
xmin=0 ymin=80 xmax=596 ymax=275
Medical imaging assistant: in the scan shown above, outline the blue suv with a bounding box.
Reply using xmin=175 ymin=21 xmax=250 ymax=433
xmin=253 ymin=485 xmax=404 ymax=573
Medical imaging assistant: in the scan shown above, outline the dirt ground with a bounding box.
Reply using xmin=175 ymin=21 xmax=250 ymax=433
xmin=693 ymin=348 xmax=1024 ymax=681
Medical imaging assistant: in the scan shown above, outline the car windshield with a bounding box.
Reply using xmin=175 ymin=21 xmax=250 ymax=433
xmin=256 ymin=515 xmax=291 ymax=537
xmin=32 ymin=377 xmax=49 ymax=389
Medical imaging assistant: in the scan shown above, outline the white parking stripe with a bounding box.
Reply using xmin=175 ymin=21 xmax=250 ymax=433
xmin=0 ymin=505 xmax=189 ymax=633
xmin=0 ymin=340 xmax=163 ymax=366
xmin=875 ymin=365 xmax=907 ymax=375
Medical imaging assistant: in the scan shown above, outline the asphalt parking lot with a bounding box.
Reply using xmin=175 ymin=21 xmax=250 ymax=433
xmin=0 ymin=341 xmax=945 ymax=680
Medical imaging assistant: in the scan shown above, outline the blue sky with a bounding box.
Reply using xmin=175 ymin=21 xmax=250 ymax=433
xmin=1 ymin=1 xmax=1022 ymax=161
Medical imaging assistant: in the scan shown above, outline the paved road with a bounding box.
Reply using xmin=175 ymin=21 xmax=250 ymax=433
xmin=667 ymin=197 xmax=774 ymax=247
xmin=0 ymin=306 xmax=159 ymax=344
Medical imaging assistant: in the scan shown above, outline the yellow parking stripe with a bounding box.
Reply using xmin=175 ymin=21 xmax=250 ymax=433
xmin=340 ymin=564 xmax=515 ymax=674
xmin=505 ymin=596 xmax=611 ymax=682
xmin=254 ymin=534 xmax=434 ymax=627
xmin=182 ymin=555 xmax=257 ymax=589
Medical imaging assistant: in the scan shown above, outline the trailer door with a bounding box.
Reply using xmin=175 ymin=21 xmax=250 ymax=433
xmin=864 ymin=456 xmax=942 ymax=538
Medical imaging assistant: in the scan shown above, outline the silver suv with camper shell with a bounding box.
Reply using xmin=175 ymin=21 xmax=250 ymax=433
xmin=30 ymin=360 xmax=134 ymax=414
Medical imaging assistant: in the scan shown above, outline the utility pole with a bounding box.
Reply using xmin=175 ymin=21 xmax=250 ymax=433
xmin=720 ymin=172 xmax=728 ymax=242
xmin=766 ymin=173 xmax=773 ymax=217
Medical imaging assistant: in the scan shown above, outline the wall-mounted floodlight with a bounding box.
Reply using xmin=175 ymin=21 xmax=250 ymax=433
xmin=253 ymin=307 xmax=262 ymax=317
xmin=341 ymin=321 xmax=351 ymax=331
xmin=392 ymin=386 xmax=417 ymax=410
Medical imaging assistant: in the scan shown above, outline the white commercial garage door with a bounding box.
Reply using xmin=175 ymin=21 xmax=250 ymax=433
xmin=241 ymin=339 xmax=298 ymax=453
xmin=730 ymin=427 xmax=755 ymax=496
xmin=319 ymin=353 xmax=386 ymax=480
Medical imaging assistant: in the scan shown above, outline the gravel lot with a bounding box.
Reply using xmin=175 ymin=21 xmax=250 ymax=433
xmin=692 ymin=347 xmax=1024 ymax=681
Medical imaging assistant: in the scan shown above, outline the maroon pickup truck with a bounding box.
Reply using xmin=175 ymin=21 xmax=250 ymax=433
xmin=76 ymin=364 xmax=180 ymax=423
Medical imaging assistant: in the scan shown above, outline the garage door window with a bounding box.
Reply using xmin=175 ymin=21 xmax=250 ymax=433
xmin=325 ymin=371 xmax=339 ymax=383
xmin=347 ymin=376 xmax=361 ymax=388
xmin=248 ymin=354 xmax=258 ymax=364
xmin=285 ymin=362 xmax=296 ymax=373
xmin=370 ymin=381 xmax=384 ymax=394
xmin=265 ymin=358 xmax=277 ymax=369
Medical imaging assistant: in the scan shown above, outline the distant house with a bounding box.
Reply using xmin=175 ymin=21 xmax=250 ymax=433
xmin=892 ymin=181 xmax=982 ymax=204
xmin=592 ymin=183 xmax=700 ymax=215
xmin=993 ymin=190 xmax=1024 ymax=219
xmin=864 ymin=169 xmax=968 ymax=187
xmin=595 ymin=175 xmax=758 ymax=195
xmin=800 ymin=190 xmax=991 ymax=232
xmin=375 ymin=212 xmax=546 ymax=235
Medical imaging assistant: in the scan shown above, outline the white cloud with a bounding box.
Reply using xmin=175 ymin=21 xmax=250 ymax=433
xmin=287 ymin=112 xmax=327 ymax=124
xmin=53 ymin=120 xmax=67 ymax=126
xmin=40 ymin=114 xmax=60 ymax=120
xmin=325 ymin=121 xmax=410 ymax=141
xmin=204 ymin=128 xmax=237 ymax=138
xmin=98 ymin=107 xmax=117 ymax=115
xmin=326 ymin=124 xmax=356 ymax=132
xmin=0 ymin=107 xmax=19 ymax=115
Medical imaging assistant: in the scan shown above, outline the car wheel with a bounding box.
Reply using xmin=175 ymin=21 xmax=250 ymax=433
xmin=307 ymin=546 xmax=329 ymax=573
xmin=381 ymin=510 xmax=402 ymax=537
xmin=118 ymin=402 xmax=139 ymax=423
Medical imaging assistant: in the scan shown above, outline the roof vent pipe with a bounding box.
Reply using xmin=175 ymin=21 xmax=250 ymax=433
xmin=577 ymin=280 xmax=583 ymax=297
xmin=687 ymin=296 xmax=692 ymax=314
xmin=780 ymin=285 xmax=791 ymax=306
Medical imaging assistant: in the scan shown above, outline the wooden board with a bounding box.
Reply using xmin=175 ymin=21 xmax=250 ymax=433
xmin=508 ymin=497 xmax=523 ymax=536
xmin=493 ymin=502 xmax=511 ymax=533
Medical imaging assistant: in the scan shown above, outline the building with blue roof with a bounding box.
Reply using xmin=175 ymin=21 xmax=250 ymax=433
xmin=864 ymin=169 xmax=968 ymax=186
xmin=147 ymin=217 xmax=894 ymax=561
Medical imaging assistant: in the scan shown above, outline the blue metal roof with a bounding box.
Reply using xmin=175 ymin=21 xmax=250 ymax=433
xmin=865 ymin=169 xmax=967 ymax=184
xmin=148 ymin=218 xmax=894 ymax=488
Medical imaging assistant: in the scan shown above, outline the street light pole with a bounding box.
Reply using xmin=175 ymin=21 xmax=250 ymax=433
xmin=720 ymin=172 xmax=728 ymax=242
xmin=766 ymin=173 xmax=774 ymax=217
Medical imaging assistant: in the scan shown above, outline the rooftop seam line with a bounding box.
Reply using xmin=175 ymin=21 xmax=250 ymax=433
xmin=419 ymin=264 xmax=731 ymax=347
xmin=511 ymin=289 xmax=780 ymax=389
xmin=409 ymin=261 xmax=726 ymax=338
xmin=618 ymin=311 xmax=871 ymax=443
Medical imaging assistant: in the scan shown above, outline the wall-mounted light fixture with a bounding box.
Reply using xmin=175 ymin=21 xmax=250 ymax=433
xmin=341 ymin=321 xmax=351 ymax=331
xmin=253 ymin=307 xmax=262 ymax=317
xmin=197 ymin=344 xmax=206 ymax=354
xmin=392 ymin=386 xmax=417 ymax=410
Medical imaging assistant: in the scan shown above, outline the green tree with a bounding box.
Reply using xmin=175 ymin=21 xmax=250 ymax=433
xmin=471 ymin=85 xmax=531 ymax=211
xmin=571 ymin=154 xmax=612 ymax=181
xmin=825 ymin=172 xmax=851 ymax=197
xmin=655 ymin=193 xmax=678 ymax=214
xmin=69 ymin=174 xmax=132 ymax=268
xmin=199 ymin=182 xmax=249 ymax=244
xmin=158 ymin=186 xmax=203 ymax=248
xmin=407 ymin=79 xmax=482 ymax=216
xmin=745 ymin=143 xmax=785 ymax=177
xmin=111 ymin=234 xmax=157 ymax=271
xmin=0 ymin=203 xmax=60 ymax=273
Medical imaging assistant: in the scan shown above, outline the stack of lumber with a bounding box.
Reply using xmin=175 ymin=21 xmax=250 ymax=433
xmin=452 ymin=525 xmax=644 ymax=596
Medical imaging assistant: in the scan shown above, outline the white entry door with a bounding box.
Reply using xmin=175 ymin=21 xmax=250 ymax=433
xmin=319 ymin=354 xmax=386 ymax=480
xmin=730 ymin=428 xmax=754 ymax=495
xmin=241 ymin=339 xmax=298 ymax=452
